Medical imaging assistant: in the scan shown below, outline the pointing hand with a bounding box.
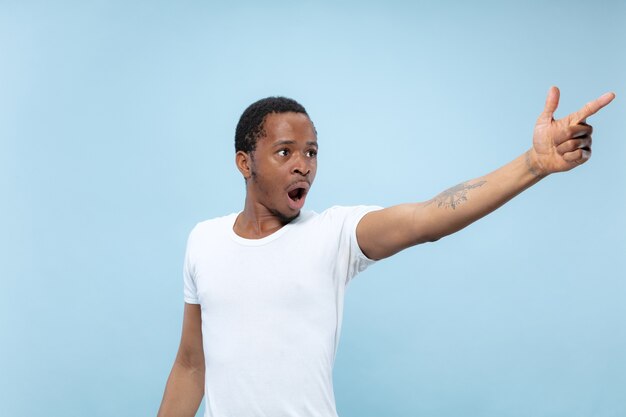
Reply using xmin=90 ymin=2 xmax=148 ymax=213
xmin=530 ymin=86 xmax=615 ymax=176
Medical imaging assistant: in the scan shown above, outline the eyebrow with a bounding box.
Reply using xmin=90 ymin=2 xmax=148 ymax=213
xmin=272 ymin=140 xmax=318 ymax=148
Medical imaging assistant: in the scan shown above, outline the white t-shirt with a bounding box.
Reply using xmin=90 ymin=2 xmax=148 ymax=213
xmin=183 ymin=205 xmax=381 ymax=417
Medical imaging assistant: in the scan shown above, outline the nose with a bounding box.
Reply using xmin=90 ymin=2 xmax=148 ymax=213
xmin=291 ymin=153 xmax=311 ymax=177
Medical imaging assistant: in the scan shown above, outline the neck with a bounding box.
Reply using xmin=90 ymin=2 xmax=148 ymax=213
xmin=233 ymin=194 xmax=296 ymax=239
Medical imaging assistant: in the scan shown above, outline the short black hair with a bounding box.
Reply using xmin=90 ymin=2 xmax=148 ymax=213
xmin=235 ymin=96 xmax=309 ymax=154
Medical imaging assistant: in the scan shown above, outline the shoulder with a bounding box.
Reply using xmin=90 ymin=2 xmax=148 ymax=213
xmin=319 ymin=205 xmax=384 ymax=222
xmin=295 ymin=206 xmax=383 ymax=234
xmin=187 ymin=212 xmax=238 ymax=242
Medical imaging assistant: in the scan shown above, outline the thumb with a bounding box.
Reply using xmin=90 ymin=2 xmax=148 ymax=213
xmin=540 ymin=86 xmax=560 ymax=121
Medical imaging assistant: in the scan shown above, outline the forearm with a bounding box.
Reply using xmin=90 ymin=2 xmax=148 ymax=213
xmin=416 ymin=149 xmax=544 ymax=242
xmin=358 ymin=149 xmax=547 ymax=260
xmin=157 ymin=360 xmax=205 ymax=417
xmin=358 ymin=88 xmax=613 ymax=261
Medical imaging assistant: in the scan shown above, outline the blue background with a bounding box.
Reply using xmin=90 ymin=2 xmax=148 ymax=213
xmin=1 ymin=1 xmax=624 ymax=416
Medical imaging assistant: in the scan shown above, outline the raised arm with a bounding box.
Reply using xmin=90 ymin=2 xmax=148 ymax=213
xmin=157 ymin=303 xmax=205 ymax=417
xmin=357 ymin=87 xmax=616 ymax=260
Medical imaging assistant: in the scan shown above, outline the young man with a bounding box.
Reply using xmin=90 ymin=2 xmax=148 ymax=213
xmin=157 ymin=87 xmax=615 ymax=417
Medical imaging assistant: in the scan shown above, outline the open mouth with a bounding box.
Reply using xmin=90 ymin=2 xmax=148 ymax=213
xmin=286 ymin=182 xmax=309 ymax=210
xmin=288 ymin=187 xmax=306 ymax=202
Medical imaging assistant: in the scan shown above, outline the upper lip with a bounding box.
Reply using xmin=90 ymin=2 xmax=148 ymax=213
xmin=286 ymin=181 xmax=310 ymax=194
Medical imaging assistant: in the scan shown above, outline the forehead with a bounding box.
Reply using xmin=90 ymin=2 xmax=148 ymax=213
xmin=261 ymin=112 xmax=317 ymax=143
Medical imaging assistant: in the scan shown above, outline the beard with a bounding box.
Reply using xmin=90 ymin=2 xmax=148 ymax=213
xmin=249 ymin=168 xmax=300 ymax=224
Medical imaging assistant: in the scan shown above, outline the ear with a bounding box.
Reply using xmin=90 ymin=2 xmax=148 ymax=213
xmin=235 ymin=151 xmax=252 ymax=180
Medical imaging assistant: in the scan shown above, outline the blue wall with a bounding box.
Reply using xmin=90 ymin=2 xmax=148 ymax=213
xmin=1 ymin=1 xmax=624 ymax=416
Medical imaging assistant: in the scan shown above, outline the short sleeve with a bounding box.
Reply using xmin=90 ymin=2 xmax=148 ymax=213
xmin=183 ymin=226 xmax=200 ymax=304
xmin=341 ymin=205 xmax=383 ymax=285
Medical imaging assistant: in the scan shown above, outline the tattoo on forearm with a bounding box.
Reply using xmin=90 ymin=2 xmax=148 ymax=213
xmin=426 ymin=180 xmax=487 ymax=210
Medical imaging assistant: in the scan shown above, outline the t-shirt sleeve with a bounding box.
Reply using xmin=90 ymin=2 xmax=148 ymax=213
xmin=183 ymin=225 xmax=200 ymax=304
xmin=341 ymin=205 xmax=384 ymax=286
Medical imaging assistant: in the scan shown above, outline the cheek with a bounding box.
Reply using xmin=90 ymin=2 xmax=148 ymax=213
xmin=253 ymin=170 xmax=285 ymax=198
xmin=310 ymin=162 xmax=318 ymax=180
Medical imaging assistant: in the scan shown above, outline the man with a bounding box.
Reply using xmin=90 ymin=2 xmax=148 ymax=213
xmin=157 ymin=87 xmax=615 ymax=417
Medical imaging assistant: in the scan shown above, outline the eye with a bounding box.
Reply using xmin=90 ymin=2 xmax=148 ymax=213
xmin=277 ymin=149 xmax=290 ymax=157
xmin=306 ymin=149 xmax=318 ymax=158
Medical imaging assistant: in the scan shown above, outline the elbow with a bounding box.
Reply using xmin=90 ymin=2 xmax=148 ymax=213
xmin=420 ymin=230 xmax=449 ymax=244
xmin=175 ymin=357 xmax=205 ymax=378
xmin=175 ymin=349 xmax=205 ymax=373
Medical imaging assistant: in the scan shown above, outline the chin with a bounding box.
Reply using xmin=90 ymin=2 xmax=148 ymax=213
xmin=270 ymin=207 xmax=300 ymax=224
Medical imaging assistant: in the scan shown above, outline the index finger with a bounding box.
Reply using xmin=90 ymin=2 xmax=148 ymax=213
xmin=571 ymin=92 xmax=616 ymax=124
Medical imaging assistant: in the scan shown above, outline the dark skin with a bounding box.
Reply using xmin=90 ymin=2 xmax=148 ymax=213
xmin=234 ymin=111 xmax=319 ymax=239
xmin=158 ymin=112 xmax=319 ymax=416
xmin=233 ymin=88 xmax=616 ymax=254
xmin=157 ymin=88 xmax=615 ymax=416
xmin=233 ymin=88 xmax=616 ymax=259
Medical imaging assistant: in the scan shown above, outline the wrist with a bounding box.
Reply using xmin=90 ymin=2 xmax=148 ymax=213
xmin=525 ymin=149 xmax=549 ymax=179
